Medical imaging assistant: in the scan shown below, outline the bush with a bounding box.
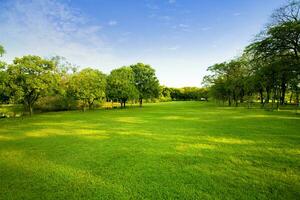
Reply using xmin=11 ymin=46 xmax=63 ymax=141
xmin=34 ymin=95 xmax=77 ymax=112
xmin=0 ymin=104 xmax=23 ymax=118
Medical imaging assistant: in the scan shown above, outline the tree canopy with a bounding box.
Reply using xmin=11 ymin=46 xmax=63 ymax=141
xmin=130 ymin=63 xmax=160 ymax=106
xmin=69 ymin=68 xmax=106 ymax=111
xmin=106 ymin=66 xmax=138 ymax=108
xmin=7 ymin=55 xmax=58 ymax=115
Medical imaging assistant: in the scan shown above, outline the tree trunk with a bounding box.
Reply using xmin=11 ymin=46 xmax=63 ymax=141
xmin=266 ymin=87 xmax=270 ymax=104
xmin=240 ymin=88 xmax=244 ymax=103
xmin=277 ymin=93 xmax=280 ymax=111
xmin=259 ymin=89 xmax=264 ymax=104
xmin=296 ymin=90 xmax=299 ymax=114
xmin=29 ymin=103 xmax=33 ymax=116
xmin=228 ymin=97 xmax=231 ymax=106
xmin=88 ymin=100 xmax=94 ymax=110
xmin=280 ymin=82 xmax=286 ymax=105
xmin=271 ymin=90 xmax=275 ymax=111
xmin=290 ymin=92 xmax=293 ymax=104
xmin=139 ymin=98 xmax=143 ymax=107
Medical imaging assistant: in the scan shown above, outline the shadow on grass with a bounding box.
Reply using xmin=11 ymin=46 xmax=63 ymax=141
xmin=1 ymin=135 xmax=299 ymax=199
xmin=0 ymin=101 xmax=299 ymax=199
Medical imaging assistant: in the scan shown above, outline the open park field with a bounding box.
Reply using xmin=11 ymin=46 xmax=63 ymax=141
xmin=0 ymin=102 xmax=299 ymax=199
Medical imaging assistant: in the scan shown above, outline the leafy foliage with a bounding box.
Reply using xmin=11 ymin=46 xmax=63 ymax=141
xmin=7 ymin=55 xmax=58 ymax=115
xmin=69 ymin=68 xmax=106 ymax=111
xmin=130 ymin=63 xmax=160 ymax=106
xmin=106 ymin=67 xmax=138 ymax=108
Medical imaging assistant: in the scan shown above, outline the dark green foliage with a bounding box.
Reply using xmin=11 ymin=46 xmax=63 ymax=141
xmin=168 ymin=87 xmax=208 ymax=101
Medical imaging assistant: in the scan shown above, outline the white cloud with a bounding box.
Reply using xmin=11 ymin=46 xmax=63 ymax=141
xmin=108 ymin=20 xmax=118 ymax=26
xmin=0 ymin=0 xmax=117 ymax=72
xmin=164 ymin=45 xmax=180 ymax=51
xmin=172 ymin=23 xmax=191 ymax=32
xmin=201 ymin=27 xmax=211 ymax=31
xmin=178 ymin=24 xmax=189 ymax=28
xmin=160 ymin=15 xmax=171 ymax=21
xmin=146 ymin=3 xmax=159 ymax=10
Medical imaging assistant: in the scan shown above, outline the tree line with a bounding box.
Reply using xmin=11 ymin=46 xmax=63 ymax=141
xmin=0 ymin=50 xmax=208 ymax=116
xmin=0 ymin=53 xmax=162 ymax=115
xmin=203 ymin=0 xmax=300 ymax=110
xmin=159 ymin=86 xmax=208 ymax=101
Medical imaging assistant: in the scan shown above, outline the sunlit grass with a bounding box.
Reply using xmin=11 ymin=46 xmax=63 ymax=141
xmin=0 ymin=101 xmax=299 ymax=199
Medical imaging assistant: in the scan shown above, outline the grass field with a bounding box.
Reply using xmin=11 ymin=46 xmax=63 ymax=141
xmin=0 ymin=101 xmax=299 ymax=199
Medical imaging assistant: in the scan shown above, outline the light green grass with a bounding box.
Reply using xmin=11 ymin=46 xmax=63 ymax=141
xmin=0 ymin=101 xmax=299 ymax=199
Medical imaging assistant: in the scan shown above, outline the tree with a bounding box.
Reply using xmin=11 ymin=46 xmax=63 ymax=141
xmin=7 ymin=55 xmax=58 ymax=115
xmin=159 ymin=86 xmax=172 ymax=102
xmin=205 ymin=59 xmax=248 ymax=106
xmin=106 ymin=67 xmax=138 ymax=108
xmin=50 ymin=56 xmax=79 ymax=110
xmin=0 ymin=63 xmax=9 ymax=104
xmin=69 ymin=68 xmax=106 ymax=111
xmin=271 ymin=0 xmax=300 ymax=25
xmin=246 ymin=27 xmax=300 ymax=106
xmin=0 ymin=45 xmax=5 ymax=57
xmin=130 ymin=63 xmax=160 ymax=107
xmin=0 ymin=45 xmax=9 ymax=103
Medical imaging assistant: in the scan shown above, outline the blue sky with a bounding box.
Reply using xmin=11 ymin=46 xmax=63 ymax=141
xmin=0 ymin=0 xmax=287 ymax=87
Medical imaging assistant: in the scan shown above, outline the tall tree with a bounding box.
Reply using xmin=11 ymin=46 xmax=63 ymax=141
xmin=7 ymin=55 xmax=58 ymax=115
xmin=106 ymin=67 xmax=138 ymax=108
xmin=130 ymin=63 xmax=160 ymax=107
xmin=243 ymin=0 xmax=300 ymax=107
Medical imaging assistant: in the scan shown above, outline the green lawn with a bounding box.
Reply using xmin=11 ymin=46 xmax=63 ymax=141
xmin=0 ymin=102 xmax=299 ymax=199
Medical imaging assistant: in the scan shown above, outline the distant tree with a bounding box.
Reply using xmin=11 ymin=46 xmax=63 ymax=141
xmin=7 ymin=55 xmax=58 ymax=115
xmin=130 ymin=63 xmax=160 ymax=107
xmin=0 ymin=45 xmax=9 ymax=103
xmin=205 ymin=60 xmax=248 ymax=106
xmin=0 ymin=45 xmax=5 ymax=57
xmin=165 ymin=86 xmax=208 ymax=101
xmin=69 ymin=68 xmax=106 ymax=111
xmin=159 ymin=86 xmax=172 ymax=102
xmin=106 ymin=67 xmax=138 ymax=108
xmin=0 ymin=62 xmax=9 ymax=103
xmin=169 ymin=88 xmax=182 ymax=100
